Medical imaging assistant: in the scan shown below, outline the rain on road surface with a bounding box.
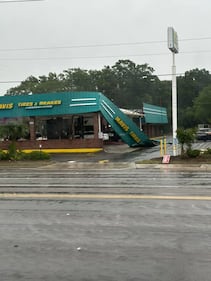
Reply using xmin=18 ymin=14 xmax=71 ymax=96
xmin=1 ymin=198 xmax=211 ymax=281
xmin=0 ymin=164 xmax=211 ymax=281
xmin=0 ymin=165 xmax=211 ymax=196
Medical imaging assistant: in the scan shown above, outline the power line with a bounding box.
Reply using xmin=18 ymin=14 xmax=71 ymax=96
xmin=1 ymin=36 xmax=211 ymax=52
xmin=181 ymin=36 xmax=211 ymax=42
xmin=0 ymin=53 xmax=169 ymax=61
xmin=0 ymin=49 xmax=211 ymax=62
xmin=0 ymin=0 xmax=44 ymax=3
xmin=0 ymin=73 xmax=186 ymax=84
xmin=0 ymin=42 xmax=167 ymax=52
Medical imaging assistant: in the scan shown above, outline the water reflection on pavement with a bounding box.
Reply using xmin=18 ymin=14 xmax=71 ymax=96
xmin=50 ymin=140 xmax=211 ymax=164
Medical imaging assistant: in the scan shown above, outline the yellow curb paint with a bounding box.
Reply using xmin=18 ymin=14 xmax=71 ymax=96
xmin=1 ymin=193 xmax=211 ymax=201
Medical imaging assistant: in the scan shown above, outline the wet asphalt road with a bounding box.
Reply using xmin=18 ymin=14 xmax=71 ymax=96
xmin=1 ymin=198 xmax=211 ymax=281
xmin=0 ymin=166 xmax=211 ymax=195
xmin=0 ymin=163 xmax=211 ymax=281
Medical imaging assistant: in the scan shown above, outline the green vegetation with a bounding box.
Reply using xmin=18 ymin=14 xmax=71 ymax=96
xmin=0 ymin=148 xmax=50 ymax=161
xmin=0 ymin=123 xmax=29 ymax=141
xmin=186 ymin=149 xmax=201 ymax=158
xmin=0 ymin=123 xmax=50 ymax=161
xmin=137 ymin=128 xmax=211 ymax=164
xmin=3 ymin=59 xmax=211 ymax=165
xmin=5 ymin=59 xmax=211 ymax=130
xmin=22 ymin=151 xmax=50 ymax=160
xmin=136 ymin=148 xmax=211 ymax=165
xmin=194 ymin=85 xmax=211 ymax=124
xmin=176 ymin=127 xmax=196 ymax=155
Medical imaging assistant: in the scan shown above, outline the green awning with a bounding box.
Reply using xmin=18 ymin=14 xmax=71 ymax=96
xmin=143 ymin=103 xmax=168 ymax=124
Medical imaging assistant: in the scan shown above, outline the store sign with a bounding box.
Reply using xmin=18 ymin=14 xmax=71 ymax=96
xmin=114 ymin=116 xmax=141 ymax=143
xmin=114 ymin=116 xmax=129 ymax=132
xmin=0 ymin=100 xmax=62 ymax=111
xmin=0 ymin=103 xmax=14 ymax=110
xmin=129 ymin=131 xmax=141 ymax=143
xmin=167 ymin=27 xmax=179 ymax=54
xmin=18 ymin=100 xmax=62 ymax=108
xmin=18 ymin=100 xmax=62 ymax=109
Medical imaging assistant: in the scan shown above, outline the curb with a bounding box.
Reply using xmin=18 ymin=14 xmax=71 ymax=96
xmin=135 ymin=163 xmax=211 ymax=171
xmin=41 ymin=161 xmax=134 ymax=170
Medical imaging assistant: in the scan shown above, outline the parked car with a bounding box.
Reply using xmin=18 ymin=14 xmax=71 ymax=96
xmin=196 ymin=129 xmax=211 ymax=141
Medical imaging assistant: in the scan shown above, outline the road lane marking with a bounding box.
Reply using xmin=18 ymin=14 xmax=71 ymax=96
xmin=1 ymin=193 xmax=211 ymax=201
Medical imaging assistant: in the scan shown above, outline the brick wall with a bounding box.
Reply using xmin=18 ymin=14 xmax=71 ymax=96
xmin=0 ymin=138 xmax=103 ymax=150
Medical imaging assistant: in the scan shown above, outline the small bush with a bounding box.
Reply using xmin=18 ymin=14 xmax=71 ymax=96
xmin=26 ymin=151 xmax=50 ymax=160
xmin=0 ymin=149 xmax=50 ymax=161
xmin=186 ymin=149 xmax=200 ymax=158
xmin=7 ymin=142 xmax=18 ymax=160
xmin=19 ymin=152 xmax=31 ymax=160
xmin=205 ymin=148 xmax=211 ymax=155
xmin=0 ymin=150 xmax=9 ymax=160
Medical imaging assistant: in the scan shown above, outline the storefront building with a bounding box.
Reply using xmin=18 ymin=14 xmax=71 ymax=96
xmin=0 ymin=92 xmax=168 ymax=152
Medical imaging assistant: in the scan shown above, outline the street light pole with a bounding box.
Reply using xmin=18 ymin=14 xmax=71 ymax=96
xmin=172 ymin=52 xmax=178 ymax=156
xmin=168 ymin=27 xmax=179 ymax=156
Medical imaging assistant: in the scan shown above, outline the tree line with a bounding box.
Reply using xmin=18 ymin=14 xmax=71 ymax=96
xmin=5 ymin=59 xmax=211 ymax=129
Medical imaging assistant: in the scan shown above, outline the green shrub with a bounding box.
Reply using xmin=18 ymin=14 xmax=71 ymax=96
xmin=177 ymin=127 xmax=196 ymax=155
xmin=0 ymin=148 xmax=50 ymax=161
xmin=205 ymin=148 xmax=211 ymax=155
xmin=7 ymin=142 xmax=24 ymax=160
xmin=0 ymin=150 xmax=9 ymax=160
xmin=7 ymin=142 xmax=17 ymax=160
xmin=19 ymin=152 xmax=31 ymax=160
xmin=186 ymin=149 xmax=200 ymax=158
xmin=26 ymin=151 xmax=50 ymax=160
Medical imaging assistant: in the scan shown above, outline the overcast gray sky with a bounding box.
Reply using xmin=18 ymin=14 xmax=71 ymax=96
xmin=0 ymin=0 xmax=210 ymax=95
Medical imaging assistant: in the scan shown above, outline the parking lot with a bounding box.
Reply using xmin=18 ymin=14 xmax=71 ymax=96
xmin=49 ymin=139 xmax=211 ymax=165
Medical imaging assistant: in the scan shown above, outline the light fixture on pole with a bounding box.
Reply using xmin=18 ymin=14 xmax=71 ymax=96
xmin=167 ymin=27 xmax=179 ymax=156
